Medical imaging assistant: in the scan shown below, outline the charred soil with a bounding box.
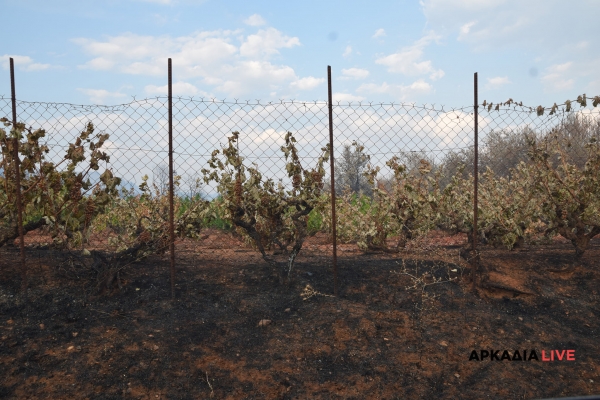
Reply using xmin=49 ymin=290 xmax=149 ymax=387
xmin=0 ymin=230 xmax=599 ymax=399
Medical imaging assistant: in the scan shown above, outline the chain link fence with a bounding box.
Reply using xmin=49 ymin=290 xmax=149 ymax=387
xmin=2 ymin=78 xmax=600 ymax=297
xmin=2 ymin=95 xmax=598 ymax=199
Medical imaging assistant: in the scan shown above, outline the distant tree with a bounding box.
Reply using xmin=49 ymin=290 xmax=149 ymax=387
xmin=376 ymin=150 xmax=439 ymax=193
xmin=152 ymin=164 xmax=175 ymax=195
xmin=439 ymin=127 xmax=534 ymax=187
xmin=334 ymin=141 xmax=372 ymax=196
xmin=182 ymin=172 xmax=204 ymax=200
xmin=438 ymin=113 xmax=600 ymax=185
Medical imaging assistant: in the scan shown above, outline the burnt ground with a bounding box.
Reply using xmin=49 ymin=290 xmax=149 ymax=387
xmin=0 ymin=229 xmax=599 ymax=400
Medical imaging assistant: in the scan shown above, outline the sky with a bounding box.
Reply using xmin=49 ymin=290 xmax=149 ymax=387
xmin=1 ymin=0 xmax=599 ymax=109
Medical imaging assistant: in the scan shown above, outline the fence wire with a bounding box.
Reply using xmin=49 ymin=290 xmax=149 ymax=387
xmin=2 ymin=95 xmax=598 ymax=199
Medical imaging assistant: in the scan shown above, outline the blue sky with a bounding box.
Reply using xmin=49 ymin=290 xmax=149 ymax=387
xmin=1 ymin=0 xmax=599 ymax=108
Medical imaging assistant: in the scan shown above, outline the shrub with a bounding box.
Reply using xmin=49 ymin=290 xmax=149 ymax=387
xmin=0 ymin=119 xmax=120 ymax=249
xmin=202 ymin=131 xmax=329 ymax=284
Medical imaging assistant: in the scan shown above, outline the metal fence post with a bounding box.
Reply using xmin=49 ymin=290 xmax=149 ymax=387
xmin=327 ymin=66 xmax=338 ymax=296
xmin=472 ymin=72 xmax=479 ymax=280
xmin=168 ymin=58 xmax=175 ymax=299
xmin=10 ymin=58 xmax=27 ymax=294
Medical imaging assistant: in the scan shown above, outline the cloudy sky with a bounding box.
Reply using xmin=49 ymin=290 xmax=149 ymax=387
xmin=1 ymin=0 xmax=599 ymax=108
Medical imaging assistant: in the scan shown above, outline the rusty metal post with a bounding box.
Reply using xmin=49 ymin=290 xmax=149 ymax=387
xmin=10 ymin=58 xmax=27 ymax=293
xmin=472 ymin=72 xmax=479 ymax=276
xmin=168 ymin=58 xmax=175 ymax=299
xmin=327 ymin=66 xmax=338 ymax=296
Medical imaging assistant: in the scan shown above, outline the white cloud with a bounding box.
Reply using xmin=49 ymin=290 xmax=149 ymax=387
xmin=73 ymin=31 xmax=240 ymax=73
xmin=357 ymin=82 xmax=392 ymax=94
xmin=239 ymin=28 xmax=300 ymax=58
xmin=429 ymin=70 xmax=445 ymax=80
xmin=215 ymin=60 xmax=297 ymax=97
xmin=77 ymin=88 xmax=127 ymax=104
xmin=458 ymin=21 xmax=476 ymax=41
xmin=73 ymin=33 xmax=185 ymax=76
xmin=432 ymin=110 xmax=482 ymax=146
xmin=145 ymin=81 xmax=203 ymax=96
xmin=332 ymin=93 xmax=365 ymax=102
xmin=485 ymin=76 xmax=511 ymax=90
xmin=81 ymin=57 xmax=115 ymax=70
xmin=340 ymin=68 xmax=369 ymax=80
xmin=421 ymin=0 xmax=599 ymax=51
xmin=24 ymin=63 xmax=51 ymax=71
xmin=0 ymin=55 xmax=52 ymax=71
xmin=421 ymin=0 xmax=599 ymax=99
xmin=541 ymin=62 xmax=575 ymax=92
xmin=73 ymin=29 xmax=305 ymax=98
xmin=404 ymin=80 xmax=433 ymax=97
xmin=358 ymin=79 xmax=433 ymax=101
xmin=588 ymin=74 xmax=600 ymax=95
xmin=1 ymin=55 xmax=34 ymax=69
xmin=372 ymin=29 xmax=386 ymax=39
xmin=375 ymin=32 xmax=444 ymax=80
xmin=290 ymin=76 xmax=325 ymax=91
xmin=244 ymin=14 xmax=266 ymax=27
xmin=575 ymin=108 xmax=600 ymax=124
xmin=121 ymin=61 xmax=164 ymax=76
xmin=342 ymin=45 xmax=352 ymax=58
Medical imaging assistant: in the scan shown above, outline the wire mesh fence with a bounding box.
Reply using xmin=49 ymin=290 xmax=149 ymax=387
xmin=2 ymin=95 xmax=598 ymax=199
xmin=1 ymin=63 xmax=600 ymax=296
xmin=0 ymin=97 xmax=333 ymax=198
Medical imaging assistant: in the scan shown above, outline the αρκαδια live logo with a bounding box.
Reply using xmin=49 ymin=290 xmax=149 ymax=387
xmin=469 ymin=349 xmax=575 ymax=361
